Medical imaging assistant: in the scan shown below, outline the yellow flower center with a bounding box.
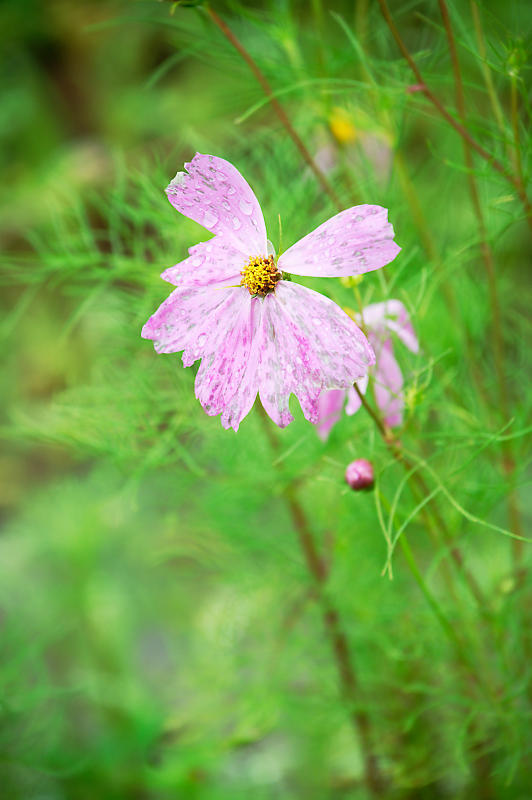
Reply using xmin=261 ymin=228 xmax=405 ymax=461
xmin=240 ymin=255 xmax=282 ymax=297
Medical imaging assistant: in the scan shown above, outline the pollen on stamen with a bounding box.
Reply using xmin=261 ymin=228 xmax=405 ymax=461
xmin=240 ymin=255 xmax=282 ymax=297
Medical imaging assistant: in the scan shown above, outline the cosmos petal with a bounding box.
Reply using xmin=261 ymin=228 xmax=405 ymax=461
xmin=166 ymin=153 xmax=267 ymax=254
xmin=315 ymin=389 xmax=346 ymax=441
xmin=363 ymin=300 xmax=418 ymax=353
xmin=161 ymin=235 xmax=244 ymax=289
xmin=373 ymin=339 xmax=404 ymax=427
xmin=258 ymin=281 xmax=375 ymax=427
xmin=277 ymin=205 xmax=400 ymax=278
xmin=345 ymin=374 xmax=369 ymax=416
xmin=194 ymin=293 xmax=263 ymax=432
xmin=141 ymin=284 xmax=241 ymax=367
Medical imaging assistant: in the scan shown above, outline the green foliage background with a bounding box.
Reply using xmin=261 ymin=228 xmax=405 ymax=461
xmin=0 ymin=1 xmax=531 ymax=797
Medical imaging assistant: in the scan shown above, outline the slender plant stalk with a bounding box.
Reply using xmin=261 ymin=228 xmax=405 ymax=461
xmin=205 ymin=6 xmax=344 ymax=211
xmin=257 ymin=403 xmax=385 ymax=795
xmin=438 ymin=0 xmax=524 ymax=556
xmin=397 ymin=535 xmax=503 ymax=719
xmin=469 ymin=1 xmax=506 ymax=142
xmin=353 ymin=385 xmax=487 ymax=609
xmin=399 ymin=535 xmax=470 ymax=658
xmin=376 ymin=0 xmax=532 ymax=232
xmin=510 ymin=75 xmax=526 ymax=218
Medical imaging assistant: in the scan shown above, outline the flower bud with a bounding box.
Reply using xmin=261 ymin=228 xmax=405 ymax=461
xmin=345 ymin=459 xmax=374 ymax=491
xmin=340 ymin=275 xmax=364 ymax=288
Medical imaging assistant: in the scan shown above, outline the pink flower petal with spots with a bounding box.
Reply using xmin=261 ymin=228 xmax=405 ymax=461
xmin=141 ymin=284 xmax=240 ymax=366
xmin=316 ymin=389 xmax=346 ymax=441
xmin=277 ymin=205 xmax=400 ymax=278
xmin=194 ymin=293 xmax=263 ymax=431
xmin=373 ymin=338 xmax=404 ymax=427
xmin=166 ymin=153 xmax=267 ymax=254
xmin=161 ymin=236 xmax=244 ymax=289
xmin=257 ymin=282 xmax=374 ymax=428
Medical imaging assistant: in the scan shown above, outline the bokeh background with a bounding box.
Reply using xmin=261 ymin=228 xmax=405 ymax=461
xmin=1 ymin=1 xmax=531 ymax=798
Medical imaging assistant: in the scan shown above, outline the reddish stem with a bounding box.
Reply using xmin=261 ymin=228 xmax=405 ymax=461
xmin=377 ymin=0 xmax=532 ymax=232
xmin=206 ymin=7 xmax=343 ymax=212
xmin=438 ymin=0 xmax=523 ymax=554
xmin=257 ymin=403 xmax=385 ymax=795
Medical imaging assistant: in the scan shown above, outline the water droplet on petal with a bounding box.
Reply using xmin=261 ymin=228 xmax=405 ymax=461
xmin=197 ymin=333 xmax=207 ymax=347
xmin=239 ymin=198 xmax=253 ymax=215
xmin=227 ymin=186 xmax=236 ymax=196
xmin=355 ymin=215 xmax=363 ymax=222
xmin=222 ymin=199 xmax=231 ymax=211
xmin=203 ymin=209 xmax=218 ymax=228
xmin=191 ymin=256 xmax=203 ymax=267
xmin=232 ymin=216 xmax=242 ymax=230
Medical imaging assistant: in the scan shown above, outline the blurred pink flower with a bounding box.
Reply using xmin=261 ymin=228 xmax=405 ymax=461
xmin=142 ymin=154 xmax=400 ymax=431
xmin=315 ymin=300 xmax=418 ymax=440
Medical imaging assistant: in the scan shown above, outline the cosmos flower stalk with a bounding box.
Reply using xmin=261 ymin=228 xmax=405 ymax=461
xmin=142 ymin=154 xmax=400 ymax=431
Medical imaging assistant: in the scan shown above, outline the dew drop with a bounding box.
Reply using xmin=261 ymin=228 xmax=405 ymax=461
xmin=222 ymin=199 xmax=231 ymax=211
xmin=239 ymin=198 xmax=253 ymax=215
xmin=203 ymin=209 xmax=218 ymax=228
xmin=355 ymin=215 xmax=363 ymax=222
xmin=227 ymin=186 xmax=236 ymax=196
xmin=191 ymin=256 xmax=203 ymax=267
xmin=232 ymin=216 xmax=242 ymax=230
xmin=197 ymin=333 xmax=207 ymax=347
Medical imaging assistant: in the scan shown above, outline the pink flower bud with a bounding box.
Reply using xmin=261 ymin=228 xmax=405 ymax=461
xmin=345 ymin=459 xmax=374 ymax=491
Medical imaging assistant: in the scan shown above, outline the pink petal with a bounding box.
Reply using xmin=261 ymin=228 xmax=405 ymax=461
xmin=161 ymin=235 xmax=244 ymax=289
xmin=166 ymin=153 xmax=267 ymax=254
xmin=373 ymin=339 xmax=404 ymax=428
xmin=315 ymin=389 xmax=346 ymax=441
xmin=194 ymin=293 xmax=263 ymax=432
xmin=277 ymin=205 xmax=400 ymax=278
xmin=141 ymin=285 xmax=241 ymax=367
xmin=363 ymin=299 xmax=418 ymax=353
xmin=257 ymin=281 xmax=375 ymax=427
xmin=345 ymin=375 xmax=368 ymax=416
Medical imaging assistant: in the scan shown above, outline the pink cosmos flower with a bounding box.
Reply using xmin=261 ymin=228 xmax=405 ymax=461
xmin=142 ymin=153 xmax=400 ymax=431
xmin=315 ymin=300 xmax=418 ymax=440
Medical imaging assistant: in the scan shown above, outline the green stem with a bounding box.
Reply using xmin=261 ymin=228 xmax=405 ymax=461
xmin=470 ymin=1 xmax=507 ymax=142
xmin=355 ymin=385 xmax=489 ymax=611
xmin=399 ymin=535 xmax=467 ymax=657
